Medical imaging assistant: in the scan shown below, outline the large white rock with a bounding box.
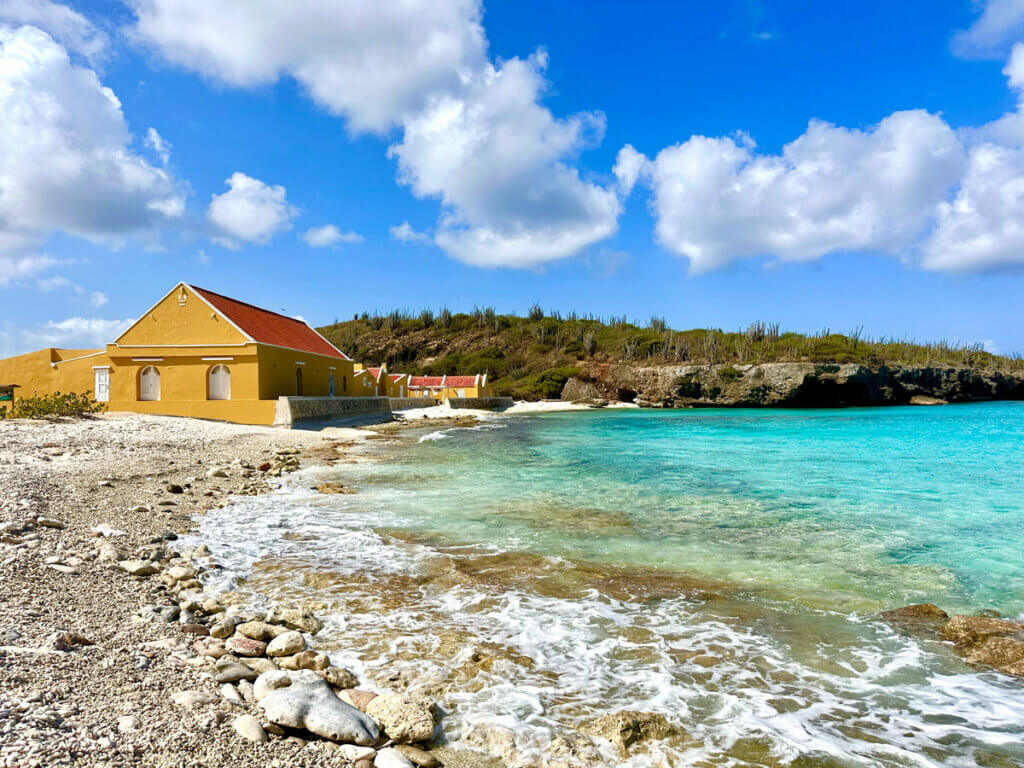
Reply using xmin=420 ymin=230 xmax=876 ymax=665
xmin=232 ymin=714 xmax=268 ymax=743
xmin=256 ymin=670 xmax=379 ymax=745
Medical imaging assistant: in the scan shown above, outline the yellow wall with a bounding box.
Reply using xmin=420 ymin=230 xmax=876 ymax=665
xmin=0 ymin=348 xmax=105 ymax=400
xmin=117 ymin=285 xmax=249 ymax=347
xmin=256 ymin=346 xmax=356 ymax=398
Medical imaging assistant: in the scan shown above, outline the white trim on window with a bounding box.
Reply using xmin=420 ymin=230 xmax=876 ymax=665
xmin=201 ymin=357 xmax=234 ymax=361
xmin=295 ymin=361 xmax=306 ymax=366
xmin=91 ymin=365 xmax=111 ymax=370
xmin=132 ymin=357 xmax=164 ymax=362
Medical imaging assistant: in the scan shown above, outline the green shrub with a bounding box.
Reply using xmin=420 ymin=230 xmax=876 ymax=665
xmin=718 ymin=365 xmax=743 ymax=380
xmin=7 ymin=391 xmax=105 ymax=419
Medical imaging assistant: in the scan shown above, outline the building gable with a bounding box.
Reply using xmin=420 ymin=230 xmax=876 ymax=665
xmin=115 ymin=283 xmax=251 ymax=347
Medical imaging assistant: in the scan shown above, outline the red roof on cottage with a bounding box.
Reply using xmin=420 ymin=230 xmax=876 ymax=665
xmin=190 ymin=285 xmax=348 ymax=360
xmin=445 ymin=376 xmax=479 ymax=387
xmin=389 ymin=373 xmax=407 ymax=381
xmin=366 ymin=366 xmax=383 ymax=380
xmin=410 ymin=376 xmax=445 ymax=388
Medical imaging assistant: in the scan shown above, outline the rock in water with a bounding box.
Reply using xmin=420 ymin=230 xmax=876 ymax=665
xmin=375 ymin=748 xmax=416 ymax=768
xmin=880 ymin=604 xmax=949 ymax=623
xmin=266 ymin=630 xmax=305 ymax=657
xmin=580 ymin=711 xmax=677 ymax=753
xmin=257 ymin=670 xmax=379 ymax=745
xmin=365 ymin=693 xmax=436 ymax=744
xmin=233 ymin=714 xmax=268 ymax=743
xmin=942 ymin=615 xmax=1024 ymax=675
xmin=266 ymin=606 xmax=324 ymax=634
xmin=235 ymin=621 xmax=287 ymax=641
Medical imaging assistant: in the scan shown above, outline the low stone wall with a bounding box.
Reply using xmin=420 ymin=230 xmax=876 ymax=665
xmin=274 ymin=396 xmax=392 ymax=428
xmin=388 ymin=397 xmax=437 ymax=411
xmin=447 ymin=396 xmax=514 ymax=410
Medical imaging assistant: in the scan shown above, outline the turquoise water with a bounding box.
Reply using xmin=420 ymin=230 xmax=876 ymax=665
xmin=192 ymin=402 xmax=1024 ymax=767
xmin=373 ymin=402 xmax=1024 ymax=614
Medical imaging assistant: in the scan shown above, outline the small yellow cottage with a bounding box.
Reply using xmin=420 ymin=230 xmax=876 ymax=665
xmin=353 ymin=363 xmax=411 ymax=397
xmin=408 ymin=374 xmax=490 ymax=400
xmin=0 ymin=283 xmax=357 ymax=425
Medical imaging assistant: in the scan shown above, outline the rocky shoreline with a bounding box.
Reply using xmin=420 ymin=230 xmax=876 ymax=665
xmin=563 ymin=362 xmax=1024 ymax=407
xmin=0 ymin=413 xmax=501 ymax=768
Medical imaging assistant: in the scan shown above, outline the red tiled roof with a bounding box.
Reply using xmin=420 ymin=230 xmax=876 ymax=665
xmin=410 ymin=376 xmax=445 ymax=387
xmin=190 ymin=285 xmax=348 ymax=360
xmin=389 ymin=373 xmax=407 ymax=381
xmin=445 ymin=376 xmax=479 ymax=387
xmin=367 ymin=366 xmax=383 ymax=380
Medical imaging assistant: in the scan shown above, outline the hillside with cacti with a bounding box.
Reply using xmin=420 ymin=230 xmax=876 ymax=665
xmin=317 ymin=305 xmax=1023 ymax=401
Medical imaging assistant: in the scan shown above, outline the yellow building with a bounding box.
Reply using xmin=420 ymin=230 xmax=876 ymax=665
xmin=408 ymin=374 xmax=491 ymax=400
xmin=0 ymin=282 xmax=358 ymax=425
xmin=353 ymin=363 xmax=411 ymax=397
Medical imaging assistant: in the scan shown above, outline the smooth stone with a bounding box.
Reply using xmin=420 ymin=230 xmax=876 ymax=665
xmin=221 ymin=683 xmax=244 ymax=703
xmin=880 ymin=604 xmax=949 ymax=624
xmin=339 ymin=745 xmax=377 ymax=762
xmin=235 ymin=621 xmax=287 ymax=642
xmin=266 ymin=630 xmax=305 ymax=657
xmin=365 ymin=694 xmax=436 ymax=744
xmin=277 ymin=650 xmax=329 ymax=671
xmin=232 ymin=714 xmax=268 ymax=743
xmin=206 ymin=468 xmax=228 ymax=478
xmin=193 ymin=638 xmax=228 ymax=659
xmin=237 ymin=680 xmax=255 ymax=703
xmin=202 ymin=598 xmax=225 ymax=614
xmin=257 ymin=670 xmax=379 ymax=745
xmin=166 ymin=483 xmax=184 ymax=494
xmin=239 ymin=657 xmax=279 ymax=675
xmin=214 ymin=661 xmax=258 ymax=683
xmin=210 ymin=618 xmax=237 ymax=639
xmin=141 ymin=605 xmax=180 ymax=623
xmin=375 ymin=747 xmax=417 ymax=768
xmin=253 ymin=670 xmax=292 ymax=702
xmin=170 ymin=690 xmax=218 ymax=708
xmin=181 ymin=623 xmax=209 ymax=636
xmin=322 ymin=666 xmax=359 ymax=690
xmin=166 ymin=565 xmax=196 ymax=582
xmin=225 ymin=634 xmax=267 ymax=657
xmin=395 ymin=744 xmax=444 ymax=767
xmin=120 ymin=560 xmax=158 ymax=576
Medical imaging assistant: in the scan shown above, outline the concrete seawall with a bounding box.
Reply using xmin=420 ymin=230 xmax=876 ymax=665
xmin=274 ymin=396 xmax=392 ymax=427
xmin=387 ymin=397 xmax=438 ymax=411
xmin=447 ymin=397 xmax=514 ymax=410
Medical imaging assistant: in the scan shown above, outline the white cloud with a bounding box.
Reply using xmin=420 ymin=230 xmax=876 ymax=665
xmin=89 ymin=290 xmax=108 ymax=307
xmin=19 ymin=316 xmax=133 ymax=349
xmin=390 ymin=53 xmax=620 ymax=267
xmin=36 ymin=274 xmax=70 ymax=291
xmin=0 ymin=25 xmax=185 ymax=261
xmin=302 ymin=224 xmax=363 ymax=248
xmin=0 ymin=253 xmax=59 ymax=286
xmin=145 ymin=126 xmax=170 ymax=165
xmin=0 ymin=0 xmax=108 ymax=61
xmin=128 ymin=0 xmax=486 ymax=133
xmin=127 ymin=1 xmax=622 ymax=268
xmin=207 ymin=172 xmax=296 ymax=247
xmin=389 ymin=221 xmax=430 ymax=244
xmin=613 ymin=144 xmax=650 ymax=196
xmin=952 ymin=0 xmax=1024 ymax=58
xmin=634 ymin=111 xmax=965 ymax=273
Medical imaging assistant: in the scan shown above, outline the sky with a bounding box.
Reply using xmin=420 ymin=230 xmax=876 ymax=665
xmin=2 ymin=0 xmax=1024 ymax=357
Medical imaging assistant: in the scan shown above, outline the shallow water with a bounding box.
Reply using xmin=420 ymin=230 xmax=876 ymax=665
xmin=192 ymin=403 xmax=1024 ymax=767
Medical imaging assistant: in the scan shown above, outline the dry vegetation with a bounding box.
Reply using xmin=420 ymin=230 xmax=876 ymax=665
xmin=319 ymin=308 xmax=1022 ymax=400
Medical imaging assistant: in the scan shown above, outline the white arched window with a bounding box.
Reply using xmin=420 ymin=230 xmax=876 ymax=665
xmin=208 ymin=365 xmax=230 ymax=400
xmin=139 ymin=366 xmax=160 ymax=401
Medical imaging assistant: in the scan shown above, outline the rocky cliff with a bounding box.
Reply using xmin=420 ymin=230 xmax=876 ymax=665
xmin=562 ymin=363 xmax=1024 ymax=408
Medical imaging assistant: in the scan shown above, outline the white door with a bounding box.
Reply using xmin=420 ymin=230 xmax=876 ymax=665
xmin=208 ymin=365 xmax=230 ymax=400
xmin=94 ymin=369 xmax=110 ymax=402
xmin=139 ymin=366 xmax=160 ymax=401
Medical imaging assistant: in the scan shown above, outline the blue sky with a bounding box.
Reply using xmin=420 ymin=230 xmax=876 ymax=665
xmin=2 ymin=0 xmax=1024 ymax=357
